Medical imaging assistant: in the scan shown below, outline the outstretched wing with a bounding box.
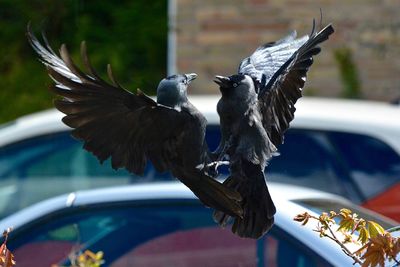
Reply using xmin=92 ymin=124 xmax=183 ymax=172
xmin=257 ymin=23 xmax=334 ymax=147
xmin=238 ymin=30 xmax=309 ymax=91
xmin=27 ymin=26 xmax=189 ymax=175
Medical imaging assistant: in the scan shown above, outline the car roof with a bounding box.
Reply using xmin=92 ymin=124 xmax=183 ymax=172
xmin=0 ymin=181 xmax=345 ymax=228
xmin=1 ymin=96 xmax=400 ymax=148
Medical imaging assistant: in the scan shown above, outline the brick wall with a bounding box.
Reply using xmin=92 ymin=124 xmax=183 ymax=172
xmin=176 ymin=0 xmax=400 ymax=101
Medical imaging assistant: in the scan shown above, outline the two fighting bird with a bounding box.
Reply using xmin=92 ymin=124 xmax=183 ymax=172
xmin=27 ymin=21 xmax=334 ymax=239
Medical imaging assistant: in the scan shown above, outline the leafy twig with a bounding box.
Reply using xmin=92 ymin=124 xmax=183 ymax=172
xmin=294 ymin=209 xmax=400 ymax=267
xmin=325 ymin=220 xmax=363 ymax=265
xmin=0 ymin=228 xmax=16 ymax=267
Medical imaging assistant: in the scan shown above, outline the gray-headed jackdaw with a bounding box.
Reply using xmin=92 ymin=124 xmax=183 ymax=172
xmin=213 ymin=22 xmax=334 ymax=238
xmin=27 ymin=26 xmax=243 ymax=219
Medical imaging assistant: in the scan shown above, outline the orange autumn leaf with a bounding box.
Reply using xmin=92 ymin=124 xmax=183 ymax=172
xmin=0 ymin=229 xmax=15 ymax=267
xmin=293 ymin=212 xmax=311 ymax=225
xmin=361 ymin=244 xmax=385 ymax=267
xmin=359 ymin=233 xmax=399 ymax=267
xmin=295 ymin=209 xmax=400 ymax=266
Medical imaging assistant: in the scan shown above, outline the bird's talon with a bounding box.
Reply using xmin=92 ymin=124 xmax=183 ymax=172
xmin=205 ymin=160 xmax=230 ymax=178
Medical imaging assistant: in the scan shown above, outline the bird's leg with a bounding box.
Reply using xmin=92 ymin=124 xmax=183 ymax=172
xmin=207 ymin=144 xmax=230 ymax=169
xmin=206 ymin=136 xmax=234 ymax=177
xmin=206 ymin=160 xmax=230 ymax=169
xmin=205 ymin=160 xmax=229 ymax=178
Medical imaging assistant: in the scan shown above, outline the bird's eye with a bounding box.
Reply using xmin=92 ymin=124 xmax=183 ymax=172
xmin=233 ymin=83 xmax=238 ymax=87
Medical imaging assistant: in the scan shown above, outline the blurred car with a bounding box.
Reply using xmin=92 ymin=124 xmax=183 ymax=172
xmin=0 ymin=96 xmax=400 ymax=220
xmin=0 ymin=182 xmax=397 ymax=267
xmin=390 ymin=226 xmax=400 ymax=238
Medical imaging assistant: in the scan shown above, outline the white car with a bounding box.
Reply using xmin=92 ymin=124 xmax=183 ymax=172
xmin=0 ymin=182 xmax=397 ymax=267
xmin=0 ymin=97 xmax=400 ymax=221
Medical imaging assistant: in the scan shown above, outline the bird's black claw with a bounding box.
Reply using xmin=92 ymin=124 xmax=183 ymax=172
xmin=205 ymin=161 xmax=230 ymax=178
xmin=208 ymin=166 xmax=219 ymax=178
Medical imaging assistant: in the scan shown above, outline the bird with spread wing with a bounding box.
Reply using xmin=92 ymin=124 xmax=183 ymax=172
xmin=27 ymin=20 xmax=333 ymax=239
xmin=26 ymin=25 xmax=243 ymax=219
xmin=213 ymin=22 xmax=334 ymax=238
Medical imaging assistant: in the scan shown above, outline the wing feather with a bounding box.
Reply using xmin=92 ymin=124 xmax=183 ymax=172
xmin=27 ymin=25 xmax=188 ymax=175
xmin=238 ymin=31 xmax=309 ymax=90
xmin=259 ymin=24 xmax=334 ymax=147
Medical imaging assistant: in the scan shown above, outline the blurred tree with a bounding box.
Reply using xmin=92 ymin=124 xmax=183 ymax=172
xmin=334 ymin=47 xmax=362 ymax=99
xmin=0 ymin=0 xmax=167 ymax=124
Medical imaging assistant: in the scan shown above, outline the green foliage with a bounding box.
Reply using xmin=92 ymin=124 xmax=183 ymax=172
xmin=303 ymin=86 xmax=317 ymax=96
xmin=0 ymin=0 xmax=167 ymax=124
xmin=334 ymin=47 xmax=362 ymax=99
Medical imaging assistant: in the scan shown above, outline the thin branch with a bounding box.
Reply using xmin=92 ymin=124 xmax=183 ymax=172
xmin=322 ymin=221 xmax=363 ymax=265
xmin=351 ymin=221 xmax=360 ymax=235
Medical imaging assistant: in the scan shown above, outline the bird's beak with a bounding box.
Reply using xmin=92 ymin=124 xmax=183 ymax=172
xmin=214 ymin=75 xmax=231 ymax=88
xmin=185 ymin=73 xmax=198 ymax=84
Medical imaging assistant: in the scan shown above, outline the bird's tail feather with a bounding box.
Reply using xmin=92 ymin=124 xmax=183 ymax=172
xmin=213 ymin=160 xmax=276 ymax=239
xmin=178 ymin=169 xmax=243 ymax=218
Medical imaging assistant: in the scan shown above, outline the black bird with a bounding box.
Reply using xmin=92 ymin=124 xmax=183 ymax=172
xmin=26 ymin=26 xmax=243 ymax=218
xmin=213 ymin=22 xmax=334 ymax=238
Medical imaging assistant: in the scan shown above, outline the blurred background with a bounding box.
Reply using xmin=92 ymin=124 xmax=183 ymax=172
xmin=1 ymin=0 xmax=400 ymax=124
xmin=0 ymin=0 xmax=168 ymax=123
xmin=177 ymin=0 xmax=400 ymax=100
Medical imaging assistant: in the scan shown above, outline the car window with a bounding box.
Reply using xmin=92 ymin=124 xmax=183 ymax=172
xmin=206 ymin=127 xmax=357 ymax=197
xmin=327 ymin=132 xmax=400 ymax=199
xmin=0 ymin=131 xmax=173 ymax=218
xmin=267 ymin=130 xmax=347 ymax=196
xmin=0 ymin=126 xmax=222 ymax=219
xmin=3 ymin=125 xmax=398 ymax=221
xmin=9 ymin=201 xmax=332 ymax=267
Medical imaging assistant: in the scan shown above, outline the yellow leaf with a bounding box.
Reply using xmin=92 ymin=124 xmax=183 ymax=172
xmin=338 ymin=217 xmax=354 ymax=232
xmin=343 ymin=232 xmax=355 ymax=244
xmin=340 ymin=208 xmax=352 ymax=216
xmin=95 ymin=251 xmax=104 ymax=260
xmin=84 ymin=249 xmax=96 ymax=259
xmin=78 ymin=253 xmax=86 ymax=262
xmin=368 ymin=221 xmax=385 ymax=238
xmin=358 ymin=227 xmax=370 ymax=245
